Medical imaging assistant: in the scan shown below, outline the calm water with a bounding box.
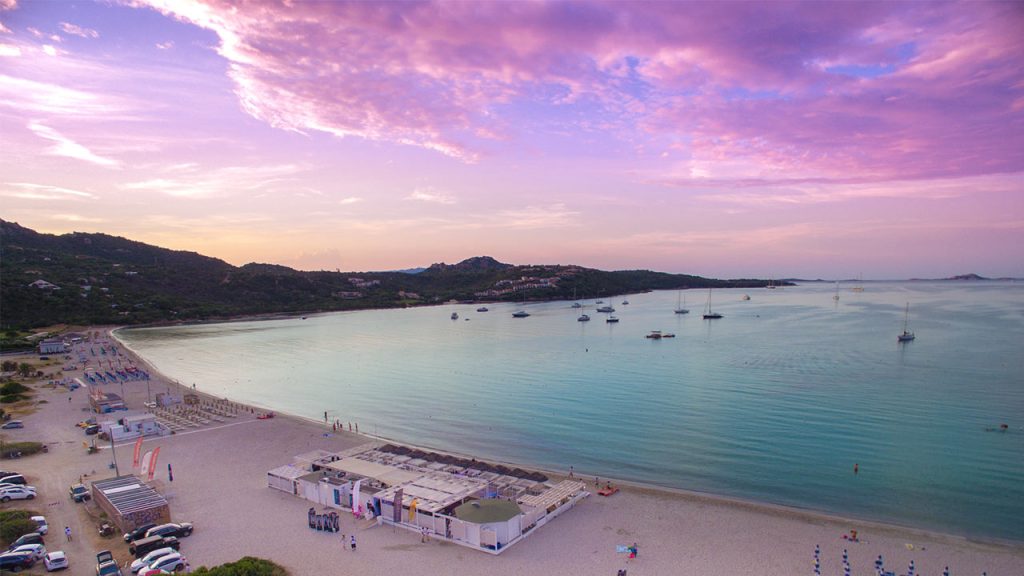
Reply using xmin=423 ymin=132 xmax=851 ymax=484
xmin=117 ymin=282 xmax=1024 ymax=541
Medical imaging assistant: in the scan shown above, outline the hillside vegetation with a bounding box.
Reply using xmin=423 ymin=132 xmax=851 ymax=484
xmin=1 ymin=220 xmax=776 ymax=330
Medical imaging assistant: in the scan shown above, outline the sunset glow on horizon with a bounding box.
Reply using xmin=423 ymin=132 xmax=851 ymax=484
xmin=1 ymin=1 xmax=1022 ymax=279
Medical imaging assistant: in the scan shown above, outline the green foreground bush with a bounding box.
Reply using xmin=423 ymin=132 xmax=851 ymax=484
xmin=0 ymin=510 xmax=40 ymax=547
xmin=1 ymin=442 xmax=45 ymax=457
xmin=192 ymin=557 xmax=290 ymax=576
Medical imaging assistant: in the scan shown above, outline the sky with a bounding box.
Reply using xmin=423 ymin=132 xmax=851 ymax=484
xmin=1 ymin=1 xmax=1022 ymax=279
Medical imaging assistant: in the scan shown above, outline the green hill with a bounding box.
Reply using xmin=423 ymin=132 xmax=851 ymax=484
xmin=0 ymin=220 xmax=778 ymax=330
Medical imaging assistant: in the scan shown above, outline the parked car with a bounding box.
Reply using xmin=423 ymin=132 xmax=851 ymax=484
xmin=129 ymin=535 xmax=179 ymax=558
xmin=69 ymin=483 xmax=91 ymax=502
xmin=0 ymin=470 xmax=20 ymax=478
xmin=138 ymin=569 xmax=171 ymax=576
xmin=43 ymin=545 xmax=69 ymax=569
xmin=1 ymin=420 xmax=24 ymax=429
xmin=31 ymin=515 xmax=48 ymax=535
xmin=144 ymin=523 xmax=193 ymax=540
xmin=97 ymin=560 xmax=123 ymax=576
xmin=96 ymin=550 xmax=122 ymax=576
xmin=7 ymin=543 xmax=45 ymax=561
xmin=124 ymin=523 xmax=158 ymax=543
xmin=0 ymin=550 xmax=35 ymax=572
xmin=0 ymin=474 xmax=27 ymax=485
xmin=146 ymin=552 xmax=185 ymax=573
xmin=130 ymin=547 xmax=177 ymax=574
xmin=44 ymin=550 xmax=68 ymax=571
xmin=0 ymin=485 xmax=37 ymax=502
xmin=9 ymin=532 xmax=44 ymax=549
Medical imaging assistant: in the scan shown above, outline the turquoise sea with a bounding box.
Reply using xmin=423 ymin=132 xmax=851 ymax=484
xmin=117 ymin=282 xmax=1024 ymax=541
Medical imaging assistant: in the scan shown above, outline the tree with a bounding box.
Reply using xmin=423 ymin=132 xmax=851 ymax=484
xmin=17 ymin=363 xmax=32 ymax=378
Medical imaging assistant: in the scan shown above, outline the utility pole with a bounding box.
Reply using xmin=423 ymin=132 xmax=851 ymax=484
xmin=110 ymin=434 xmax=119 ymax=476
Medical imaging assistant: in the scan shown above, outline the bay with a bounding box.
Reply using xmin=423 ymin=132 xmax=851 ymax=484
xmin=116 ymin=281 xmax=1024 ymax=541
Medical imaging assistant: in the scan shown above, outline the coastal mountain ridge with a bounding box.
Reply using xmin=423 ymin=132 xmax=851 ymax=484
xmin=1 ymin=219 xmax=775 ymax=330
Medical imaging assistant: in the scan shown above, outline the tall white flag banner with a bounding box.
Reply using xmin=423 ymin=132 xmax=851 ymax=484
xmin=352 ymin=479 xmax=362 ymax=514
xmin=140 ymin=450 xmax=154 ymax=478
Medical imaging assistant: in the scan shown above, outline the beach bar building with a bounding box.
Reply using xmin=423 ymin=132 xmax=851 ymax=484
xmin=100 ymin=413 xmax=169 ymax=441
xmin=88 ymin=385 xmax=126 ymax=413
xmin=269 ymin=444 xmax=589 ymax=554
xmin=91 ymin=475 xmax=171 ymax=533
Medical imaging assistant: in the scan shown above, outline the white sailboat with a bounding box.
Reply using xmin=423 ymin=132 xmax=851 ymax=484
xmin=898 ymin=302 xmax=915 ymax=342
xmin=851 ymin=273 xmax=865 ymax=293
xmin=674 ymin=290 xmax=689 ymax=314
xmin=703 ymin=288 xmax=722 ymax=319
xmin=571 ymin=287 xmax=582 ymax=308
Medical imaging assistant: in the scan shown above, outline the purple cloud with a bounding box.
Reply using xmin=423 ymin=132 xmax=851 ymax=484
xmin=134 ymin=0 xmax=1024 ymax=183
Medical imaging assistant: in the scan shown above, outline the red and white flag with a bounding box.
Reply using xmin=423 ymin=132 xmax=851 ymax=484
xmin=147 ymin=447 xmax=160 ymax=481
xmin=140 ymin=450 xmax=154 ymax=478
xmin=132 ymin=437 xmax=143 ymax=468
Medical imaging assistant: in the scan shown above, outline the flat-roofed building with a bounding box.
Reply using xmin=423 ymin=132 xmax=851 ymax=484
xmin=91 ymin=475 xmax=171 ymax=533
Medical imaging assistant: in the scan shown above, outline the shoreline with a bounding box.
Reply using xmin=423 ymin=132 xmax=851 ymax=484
xmin=110 ymin=326 xmax=1024 ymax=551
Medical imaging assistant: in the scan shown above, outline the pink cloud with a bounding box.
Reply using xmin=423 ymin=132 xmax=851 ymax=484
xmin=134 ymin=1 xmax=1023 ymax=182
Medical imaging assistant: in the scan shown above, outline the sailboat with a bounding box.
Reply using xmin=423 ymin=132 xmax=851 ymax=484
xmin=571 ymin=287 xmax=582 ymax=308
xmin=851 ymin=273 xmax=865 ymax=293
xmin=898 ymin=302 xmax=915 ymax=342
xmin=703 ymin=288 xmax=723 ymax=319
xmin=512 ymin=289 xmax=530 ymax=317
xmin=674 ymin=290 xmax=690 ymax=314
xmin=833 ymin=281 xmax=840 ymax=301
xmin=767 ymin=278 xmax=776 ymax=289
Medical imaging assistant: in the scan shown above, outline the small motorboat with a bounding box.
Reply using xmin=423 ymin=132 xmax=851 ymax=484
xmin=476 ymin=307 xmax=489 ymax=312
xmin=646 ymin=331 xmax=663 ymax=339
xmin=578 ymin=314 xmax=591 ymax=322
xmin=622 ymin=300 xmax=629 ymax=305
xmin=451 ymin=312 xmax=459 ymax=320
xmin=596 ymin=305 xmax=615 ymax=313
xmin=606 ymin=316 xmax=619 ymax=323
xmin=512 ymin=310 xmax=530 ymax=318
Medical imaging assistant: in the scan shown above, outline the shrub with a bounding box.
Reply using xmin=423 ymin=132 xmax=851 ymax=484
xmin=0 ymin=395 xmax=25 ymax=404
xmin=192 ymin=557 xmax=290 ymax=576
xmin=0 ymin=382 xmax=28 ymax=395
xmin=0 ymin=518 xmax=39 ymax=547
xmin=2 ymin=442 xmax=45 ymax=457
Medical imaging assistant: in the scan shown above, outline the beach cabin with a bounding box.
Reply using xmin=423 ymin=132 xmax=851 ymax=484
xmin=101 ymin=413 xmax=168 ymax=441
xmin=38 ymin=338 xmax=67 ymax=355
xmin=267 ymin=464 xmax=307 ymax=495
xmin=91 ymin=475 xmax=171 ymax=533
xmin=89 ymin=390 xmax=126 ymax=413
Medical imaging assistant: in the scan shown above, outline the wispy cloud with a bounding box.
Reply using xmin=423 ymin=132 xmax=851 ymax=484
xmin=155 ymin=40 xmax=174 ymax=50
xmin=120 ymin=163 xmax=304 ymax=198
xmin=28 ymin=122 xmax=118 ymax=167
xmin=1 ymin=181 xmax=97 ymax=200
xmin=338 ymin=197 xmax=361 ymax=205
xmin=407 ymin=186 xmax=456 ymax=204
xmin=0 ymin=44 xmax=18 ymax=56
xmin=59 ymin=22 xmax=99 ymax=39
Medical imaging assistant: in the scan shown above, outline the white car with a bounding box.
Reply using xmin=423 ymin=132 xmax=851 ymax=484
xmin=44 ymin=550 xmax=69 ymax=571
xmin=147 ymin=551 xmax=185 ymax=573
xmin=31 ymin=515 xmax=48 ymax=535
xmin=131 ymin=547 xmax=176 ymax=574
xmin=8 ymin=542 xmax=46 ymax=560
xmin=0 ymin=485 xmax=36 ymax=502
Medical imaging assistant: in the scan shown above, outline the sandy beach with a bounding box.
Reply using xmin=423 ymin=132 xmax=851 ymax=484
xmin=2 ymin=327 xmax=1022 ymax=576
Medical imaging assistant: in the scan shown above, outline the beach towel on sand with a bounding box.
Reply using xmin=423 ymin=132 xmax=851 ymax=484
xmin=617 ymin=545 xmax=630 ymax=553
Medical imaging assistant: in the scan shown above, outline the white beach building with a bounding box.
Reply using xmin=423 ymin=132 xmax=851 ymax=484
xmin=268 ymin=443 xmax=589 ymax=554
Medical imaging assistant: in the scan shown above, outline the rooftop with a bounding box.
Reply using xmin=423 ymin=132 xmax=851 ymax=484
xmin=454 ymin=499 xmax=522 ymax=524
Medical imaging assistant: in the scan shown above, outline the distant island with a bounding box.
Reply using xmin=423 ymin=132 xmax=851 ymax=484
xmin=0 ymin=220 xmax=781 ymax=333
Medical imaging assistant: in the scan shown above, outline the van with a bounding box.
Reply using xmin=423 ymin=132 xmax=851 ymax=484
xmin=129 ymin=535 xmax=179 ymax=557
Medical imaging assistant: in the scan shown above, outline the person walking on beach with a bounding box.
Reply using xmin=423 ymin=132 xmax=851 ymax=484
xmin=350 ymin=535 xmax=356 ymax=551
xmin=65 ymin=526 xmax=72 ymax=541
